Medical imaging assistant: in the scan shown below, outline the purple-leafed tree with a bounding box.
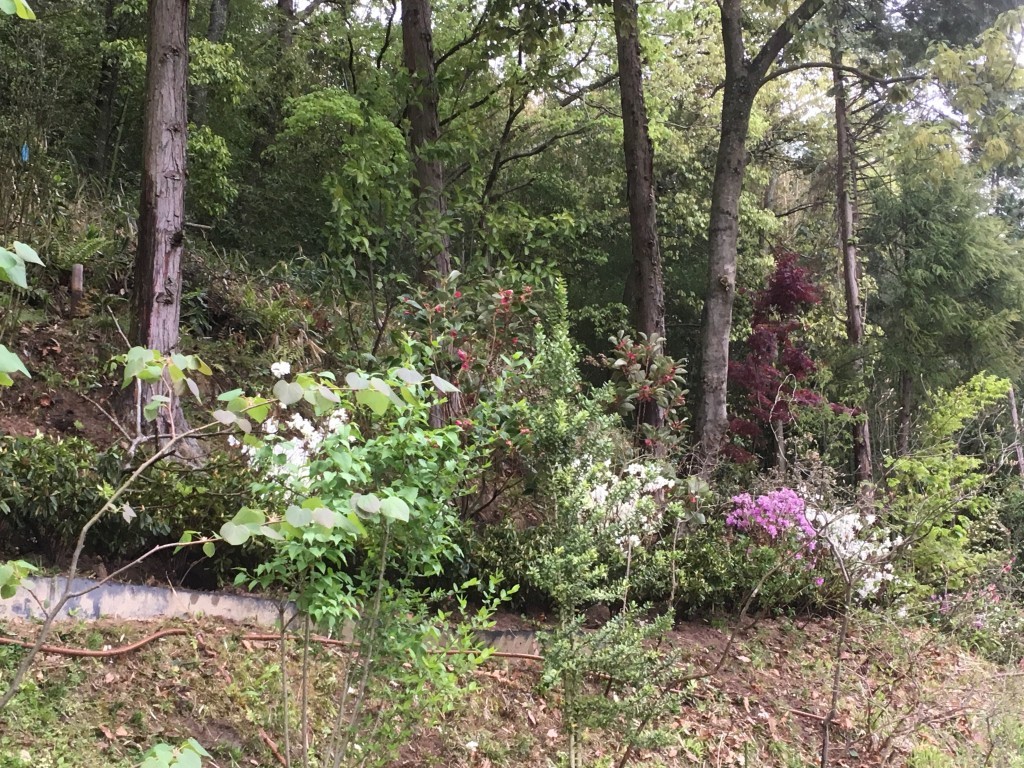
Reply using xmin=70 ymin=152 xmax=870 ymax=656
xmin=728 ymin=249 xmax=835 ymax=468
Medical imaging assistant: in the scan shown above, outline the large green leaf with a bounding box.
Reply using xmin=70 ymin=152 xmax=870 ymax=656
xmin=0 ymin=345 xmax=29 ymax=377
xmin=380 ymin=496 xmax=410 ymax=522
xmin=219 ymin=521 xmax=250 ymax=546
xmin=0 ymin=249 xmax=27 ymax=288
xmin=355 ymin=387 xmax=390 ymax=415
xmin=273 ymin=379 xmax=304 ymax=406
xmin=12 ymin=241 xmax=41 ymax=264
xmin=12 ymin=0 xmax=35 ymax=19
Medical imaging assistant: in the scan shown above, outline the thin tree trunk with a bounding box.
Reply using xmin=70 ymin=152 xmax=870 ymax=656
xmin=402 ymin=0 xmax=452 ymax=278
xmin=833 ymin=46 xmax=872 ymax=485
xmin=1009 ymin=385 xmax=1024 ymax=488
xmin=130 ymin=0 xmax=190 ymax=439
xmin=612 ymin=0 xmax=665 ymax=439
xmin=91 ymin=0 xmax=122 ymax=175
xmin=191 ymin=0 xmax=230 ymax=126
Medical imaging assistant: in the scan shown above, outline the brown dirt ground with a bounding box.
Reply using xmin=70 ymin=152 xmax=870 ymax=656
xmin=1 ymin=612 xmax=1021 ymax=768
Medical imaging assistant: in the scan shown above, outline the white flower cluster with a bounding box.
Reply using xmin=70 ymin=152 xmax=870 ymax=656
xmin=571 ymin=459 xmax=676 ymax=550
xmin=230 ymin=407 xmax=351 ymax=499
xmin=804 ymin=498 xmax=903 ymax=600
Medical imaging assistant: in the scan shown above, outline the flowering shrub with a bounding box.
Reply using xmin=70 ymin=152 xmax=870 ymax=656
xmin=725 ymin=486 xmax=904 ymax=602
xmin=576 ymin=459 xmax=677 ymax=550
xmin=594 ymin=331 xmax=687 ymax=450
xmin=726 ymin=489 xmax=817 ymax=553
xmin=211 ymin=361 xmax=508 ymax=766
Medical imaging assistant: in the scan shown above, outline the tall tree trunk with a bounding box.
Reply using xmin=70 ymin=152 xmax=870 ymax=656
xmin=277 ymin=0 xmax=294 ymax=48
xmin=130 ymin=0 xmax=189 ymax=440
xmin=612 ymin=0 xmax=666 ymax=438
xmin=91 ymin=0 xmax=122 ymax=175
xmin=695 ymin=73 xmax=755 ymax=456
xmin=833 ymin=46 xmax=873 ymax=485
xmin=191 ymin=0 xmax=230 ymax=126
xmin=694 ymin=0 xmax=825 ymax=459
xmin=402 ymin=0 xmax=452 ymax=278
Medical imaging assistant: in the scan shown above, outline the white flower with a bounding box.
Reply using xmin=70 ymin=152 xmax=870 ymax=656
xmin=465 ymin=741 xmax=478 ymax=752
xmin=271 ymin=361 xmax=291 ymax=378
xmin=625 ymin=463 xmax=645 ymax=477
xmin=264 ymin=417 xmax=278 ymax=434
xmin=227 ymin=435 xmax=240 ymax=448
xmin=327 ymin=410 xmax=349 ymax=433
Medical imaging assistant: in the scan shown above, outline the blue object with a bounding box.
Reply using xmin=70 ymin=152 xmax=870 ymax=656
xmin=20 ymin=143 xmax=28 ymax=163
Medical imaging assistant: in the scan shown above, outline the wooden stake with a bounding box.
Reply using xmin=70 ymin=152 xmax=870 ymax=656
xmin=70 ymin=263 xmax=84 ymax=317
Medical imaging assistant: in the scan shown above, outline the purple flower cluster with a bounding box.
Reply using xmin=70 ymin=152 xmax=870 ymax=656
xmin=726 ymin=488 xmax=817 ymax=552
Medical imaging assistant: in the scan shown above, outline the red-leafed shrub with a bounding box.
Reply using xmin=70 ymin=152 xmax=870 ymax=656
xmin=727 ymin=248 xmax=827 ymax=463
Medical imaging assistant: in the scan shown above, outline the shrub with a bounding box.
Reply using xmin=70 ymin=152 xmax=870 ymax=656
xmin=0 ymin=434 xmax=254 ymax=566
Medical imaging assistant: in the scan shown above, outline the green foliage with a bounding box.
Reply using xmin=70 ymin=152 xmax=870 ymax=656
xmin=207 ymin=361 xmax=510 ymax=764
xmin=187 ymin=125 xmax=237 ymax=220
xmin=0 ymin=434 xmax=253 ymax=563
xmin=0 ymin=240 xmax=41 ymax=386
xmin=886 ymin=374 xmax=1014 ymax=591
xmin=140 ymin=739 xmax=211 ymax=768
xmin=0 ymin=558 xmax=35 ymax=599
xmin=865 ymin=128 xmax=1024 ymax=393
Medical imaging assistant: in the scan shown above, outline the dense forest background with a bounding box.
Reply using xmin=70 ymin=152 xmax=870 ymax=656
xmin=5 ymin=0 xmax=1024 ymax=766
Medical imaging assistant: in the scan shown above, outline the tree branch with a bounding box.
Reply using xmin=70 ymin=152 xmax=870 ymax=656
xmin=495 ymin=125 xmax=588 ymax=170
xmin=749 ymin=0 xmax=826 ymax=82
xmin=376 ymin=0 xmax=397 ymax=70
xmin=435 ymin=0 xmax=494 ymax=70
xmin=558 ymin=71 xmax=619 ymax=107
xmin=761 ymin=60 xmax=924 ymax=87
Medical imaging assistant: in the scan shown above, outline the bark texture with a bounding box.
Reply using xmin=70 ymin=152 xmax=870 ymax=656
xmin=695 ymin=0 xmax=826 ymax=458
xmin=613 ymin=0 xmax=666 ymax=435
xmin=130 ymin=0 xmax=189 ymax=436
xmin=403 ymin=0 xmax=452 ymax=278
xmin=833 ymin=47 xmax=873 ymax=484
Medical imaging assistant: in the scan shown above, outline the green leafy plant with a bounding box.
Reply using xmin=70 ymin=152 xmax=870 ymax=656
xmin=0 ymin=241 xmax=42 ymax=386
xmin=140 ymin=738 xmax=211 ymax=768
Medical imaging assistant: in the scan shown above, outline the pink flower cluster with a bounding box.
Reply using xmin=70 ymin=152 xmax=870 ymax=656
xmin=726 ymin=488 xmax=817 ymax=552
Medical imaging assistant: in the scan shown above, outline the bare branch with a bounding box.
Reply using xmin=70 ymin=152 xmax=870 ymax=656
xmin=761 ymin=60 xmax=924 ymax=88
xmin=558 ymin=71 xmax=619 ymax=107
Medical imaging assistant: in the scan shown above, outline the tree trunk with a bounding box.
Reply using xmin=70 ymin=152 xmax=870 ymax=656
xmin=191 ymin=0 xmax=230 ymax=126
xmin=612 ymin=0 xmax=666 ymax=438
xmin=833 ymin=46 xmax=873 ymax=485
xmin=277 ymin=0 xmax=294 ymax=49
xmin=402 ymin=0 xmax=452 ymax=279
xmin=694 ymin=0 xmax=826 ymax=460
xmin=130 ymin=0 xmax=189 ymax=440
xmin=695 ymin=76 xmax=755 ymax=455
xmin=91 ymin=0 xmax=122 ymax=175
